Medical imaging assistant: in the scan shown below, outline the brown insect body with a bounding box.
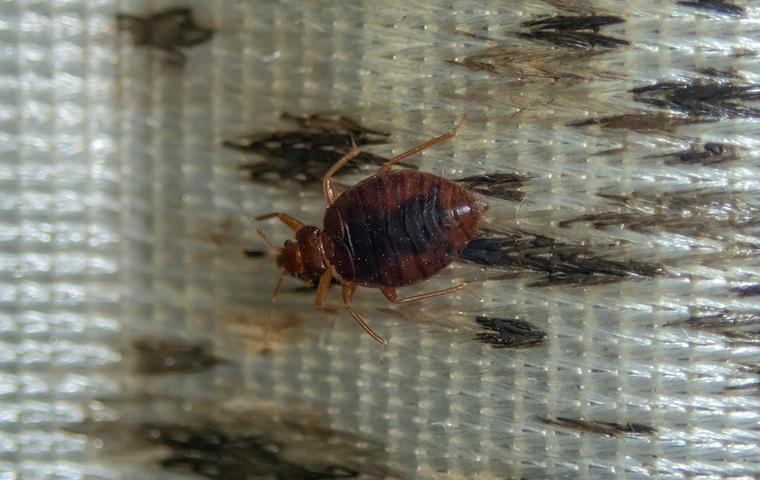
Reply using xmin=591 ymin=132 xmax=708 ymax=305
xmin=323 ymin=170 xmax=481 ymax=287
xmin=259 ymin=119 xmax=478 ymax=344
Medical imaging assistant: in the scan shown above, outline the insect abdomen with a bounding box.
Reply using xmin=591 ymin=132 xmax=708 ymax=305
xmin=323 ymin=170 xmax=481 ymax=287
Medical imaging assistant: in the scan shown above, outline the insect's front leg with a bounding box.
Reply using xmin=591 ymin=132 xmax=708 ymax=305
xmin=323 ymin=147 xmax=361 ymax=205
xmin=315 ymin=266 xmax=334 ymax=308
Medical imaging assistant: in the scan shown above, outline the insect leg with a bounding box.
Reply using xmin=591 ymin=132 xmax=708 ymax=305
xmin=315 ymin=266 xmax=334 ymax=308
xmin=255 ymin=212 xmax=305 ymax=231
xmin=342 ymin=283 xmax=386 ymax=344
xmin=380 ymin=283 xmax=467 ymax=303
xmin=323 ymin=147 xmax=361 ymax=205
xmin=376 ymin=115 xmax=466 ymax=174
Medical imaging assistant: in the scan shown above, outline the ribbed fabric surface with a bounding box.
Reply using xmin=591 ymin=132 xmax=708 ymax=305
xmin=2 ymin=0 xmax=759 ymax=478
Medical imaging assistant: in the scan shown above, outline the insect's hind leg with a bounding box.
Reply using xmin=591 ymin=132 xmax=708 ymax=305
xmin=376 ymin=115 xmax=466 ymax=175
xmin=342 ymin=283 xmax=386 ymax=344
xmin=380 ymin=284 xmax=467 ymax=304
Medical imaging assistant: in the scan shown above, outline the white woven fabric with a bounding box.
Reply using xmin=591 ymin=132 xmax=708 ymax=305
xmin=2 ymin=0 xmax=759 ymax=478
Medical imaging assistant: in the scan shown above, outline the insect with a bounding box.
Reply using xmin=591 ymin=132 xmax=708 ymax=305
xmin=256 ymin=118 xmax=484 ymax=344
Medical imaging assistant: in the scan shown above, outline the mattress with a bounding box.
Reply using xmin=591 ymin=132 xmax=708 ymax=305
xmin=2 ymin=0 xmax=759 ymax=478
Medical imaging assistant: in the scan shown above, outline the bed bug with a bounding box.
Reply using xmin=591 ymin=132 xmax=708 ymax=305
xmin=256 ymin=118 xmax=483 ymax=344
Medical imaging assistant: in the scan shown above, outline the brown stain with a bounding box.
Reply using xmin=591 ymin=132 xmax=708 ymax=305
xmin=218 ymin=311 xmax=310 ymax=355
xmin=731 ymin=285 xmax=760 ymax=297
xmin=452 ymin=13 xmax=627 ymax=82
xmin=73 ymin=397 xmax=397 ymax=479
xmin=450 ymin=45 xmax=616 ymax=81
xmin=116 ymin=6 xmax=213 ymax=65
xmin=231 ymin=132 xmax=390 ymax=185
xmin=224 ymin=113 xmax=397 ymax=188
xmin=184 ymin=215 xmax=242 ymax=253
xmin=455 ymin=173 xmax=529 ymax=202
xmin=568 ymin=113 xmax=707 ymax=133
xmin=540 ymin=0 xmax=602 ymax=13
xmin=131 ymin=338 xmax=224 ymax=374
xmin=187 ymin=216 xmax=259 ymax=265
xmin=560 ymin=188 xmax=760 ymax=241
xmin=541 ymin=416 xmax=657 ymax=437
xmin=280 ymin=112 xmax=390 ymax=136
xmin=559 ymin=210 xmax=758 ymax=239
xmin=474 ymin=316 xmax=547 ymax=349
xmin=698 ymin=67 xmax=744 ymax=79
xmin=154 ymin=423 xmax=363 ymax=479
xmin=631 ymin=81 xmax=760 ymax=119
xmin=522 ymin=15 xmax=625 ymax=31
xmin=518 ymin=14 xmax=628 ymax=50
xmin=724 ymin=381 xmax=760 ymax=392
xmin=518 ymin=30 xmax=628 ymax=49
xmin=724 ymin=363 xmax=760 ymax=393
xmin=664 ymin=310 xmax=760 ymax=344
xmin=661 ymin=142 xmax=740 ymax=165
xmin=570 ymin=77 xmax=760 ymax=132
xmin=598 ymin=188 xmax=758 ymax=211
xmin=416 ymin=468 xmax=507 ymax=480
xmin=460 ymin=229 xmax=663 ymax=287
xmin=207 ymin=215 xmax=237 ymax=248
xmin=678 ymin=0 xmax=745 ymax=16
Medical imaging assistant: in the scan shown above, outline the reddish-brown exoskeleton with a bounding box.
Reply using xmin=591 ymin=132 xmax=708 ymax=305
xmin=257 ymin=118 xmax=483 ymax=344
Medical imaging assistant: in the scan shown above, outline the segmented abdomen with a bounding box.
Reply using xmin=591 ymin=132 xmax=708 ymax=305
xmin=323 ymin=170 xmax=481 ymax=287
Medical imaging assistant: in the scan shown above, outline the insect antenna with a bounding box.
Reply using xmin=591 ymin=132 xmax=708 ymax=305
xmin=271 ymin=268 xmax=286 ymax=304
xmin=256 ymin=227 xmax=283 ymax=253
xmin=261 ymin=269 xmax=287 ymax=351
xmin=236 ymin=200 xmax=284 ymax=253
xmin=238 ymin=204 xmax=289 ymax=349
